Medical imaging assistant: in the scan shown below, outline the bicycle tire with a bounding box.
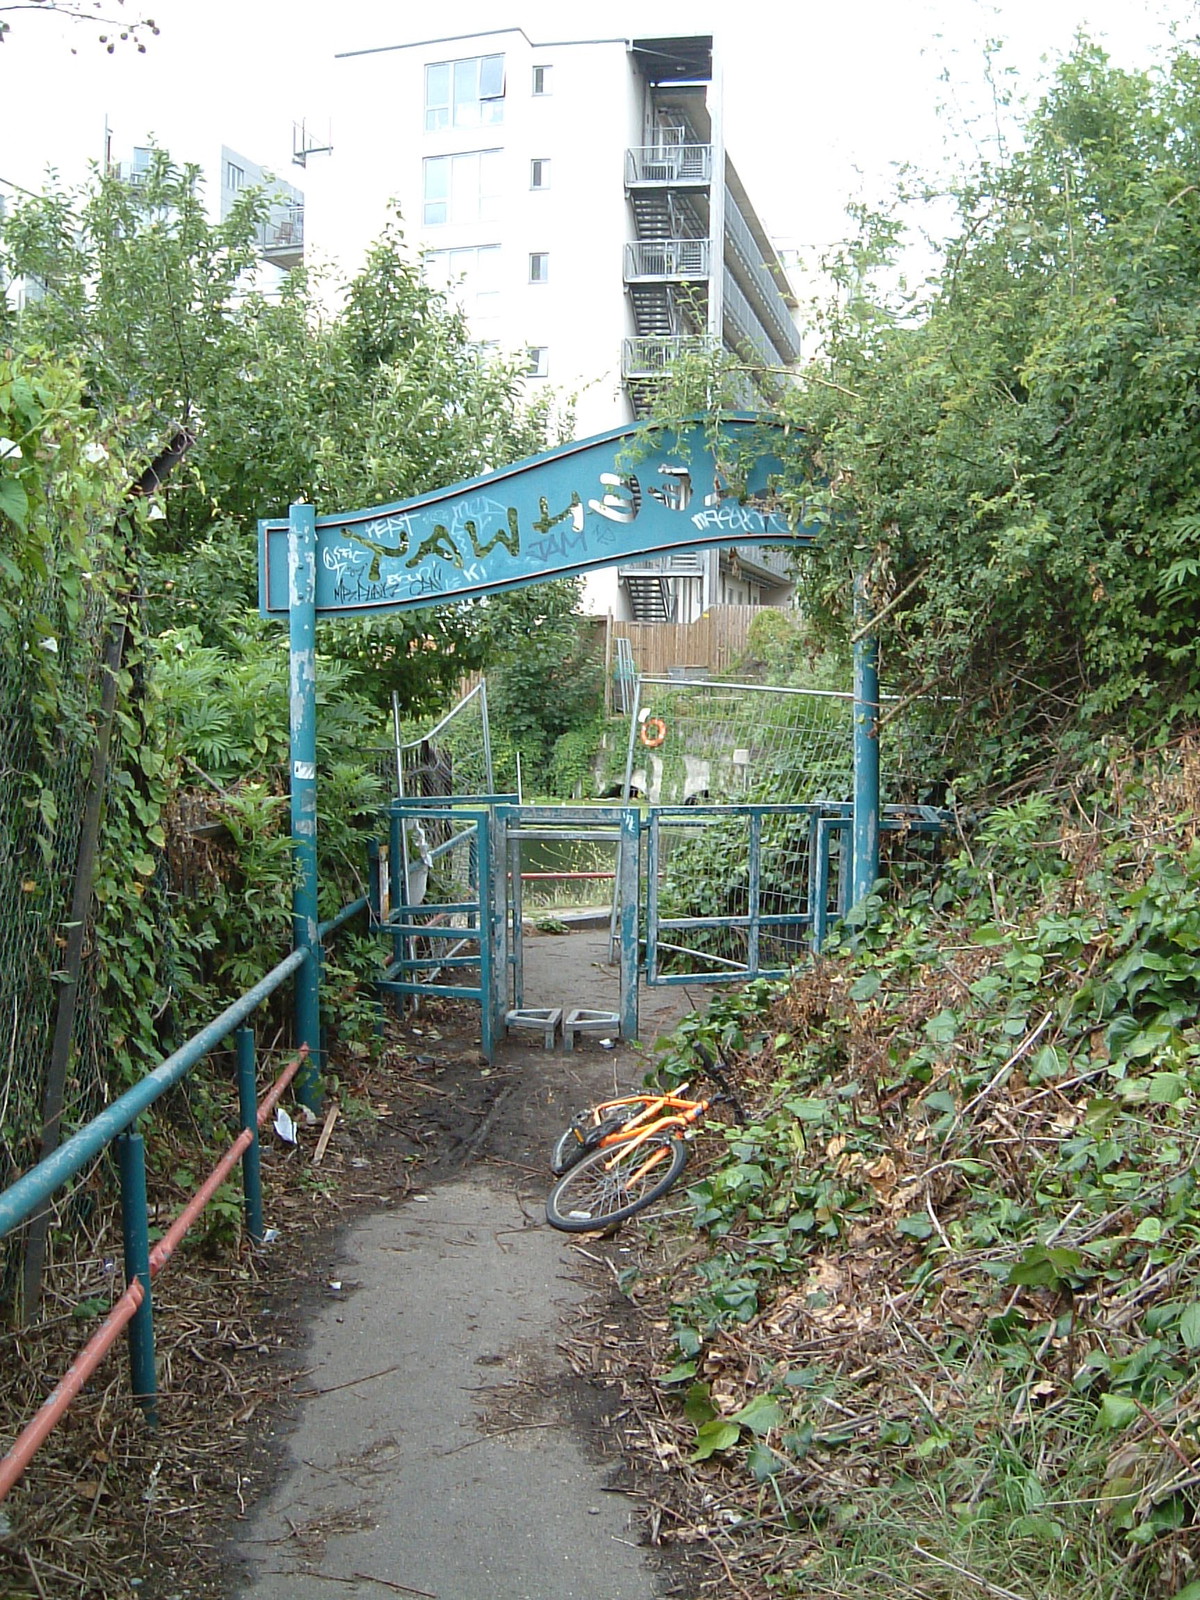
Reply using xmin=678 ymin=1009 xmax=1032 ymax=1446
xmin=546 ymin=1131 xmax=689 ymax=1232
xmin=549 ymin=1099 xmax=661 ymax=1176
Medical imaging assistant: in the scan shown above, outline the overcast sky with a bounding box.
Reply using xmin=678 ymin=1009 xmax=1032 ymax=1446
xmin=0 ymin=0 xmax=1193 ymax=288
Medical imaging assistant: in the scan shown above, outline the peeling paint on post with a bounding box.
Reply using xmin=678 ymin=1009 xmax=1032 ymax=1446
xmin=852 ymin=567 xmax=880 ymax=910
xmin=288 ymin=502 xmax=322 ymax=1109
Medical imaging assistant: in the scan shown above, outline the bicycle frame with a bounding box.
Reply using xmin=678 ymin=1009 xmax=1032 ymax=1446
xmin=575 ymin=1090 xmax=712 ymax=1160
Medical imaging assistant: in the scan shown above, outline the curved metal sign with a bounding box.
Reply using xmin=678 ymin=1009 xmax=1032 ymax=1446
xmin=258 ymin=416 xmax=817 ymax=618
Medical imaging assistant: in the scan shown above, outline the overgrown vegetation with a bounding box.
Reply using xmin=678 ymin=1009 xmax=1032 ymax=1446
xmin=789 ymin=42 xmax=1200 ymax=783
xmin=611 ymin=740 xmax=1200 ymax=1597
xmin=0 ymin=151 xmax=558 ymax=1301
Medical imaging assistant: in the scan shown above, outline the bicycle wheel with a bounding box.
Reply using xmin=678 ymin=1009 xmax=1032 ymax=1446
xmin=549 ymin=1100 xmax=660 ymax=1176
xmin=546 ymin=1131 xmax=689 ymax=1231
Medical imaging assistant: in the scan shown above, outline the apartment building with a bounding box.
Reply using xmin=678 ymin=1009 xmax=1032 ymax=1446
xmin=333 ymin=29 xmax=801 ymax=621
xmin=109 ymin=143 xmax=305 ymax=279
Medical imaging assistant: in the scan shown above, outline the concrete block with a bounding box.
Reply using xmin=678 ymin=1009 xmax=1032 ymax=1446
xmin=504 ymin=1006 xmax=562 ymax=1049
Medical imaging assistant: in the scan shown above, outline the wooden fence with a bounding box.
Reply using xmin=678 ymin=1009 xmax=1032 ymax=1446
xmin=607 ymin=605 xmax=759 ymax=686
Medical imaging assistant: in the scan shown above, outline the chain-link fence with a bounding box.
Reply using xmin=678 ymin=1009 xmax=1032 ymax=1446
xmin=0 ymin=595 xmax=114 ymax=1305
xmin=622 ymin=676 xmax=855 ymax=806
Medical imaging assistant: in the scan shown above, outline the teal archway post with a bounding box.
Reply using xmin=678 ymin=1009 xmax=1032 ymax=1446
xmin=851 ymin=568 xmax=880 ymax=907
xmin=287 ymin=502 xmax=322 ymax=1108
xmin=265 ymin=418 xmax=878 ymax=1101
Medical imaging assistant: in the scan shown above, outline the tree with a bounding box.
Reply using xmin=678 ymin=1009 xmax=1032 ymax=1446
xmin=0 ymin=0 xmax=158 ymax=50
xmin=484 ymin=579 xmax=604 ymax=793
xmin=1 ymin=153 xmax=552 ymax=713
xmin=765 ymin=40 xmax=1200 ymax=785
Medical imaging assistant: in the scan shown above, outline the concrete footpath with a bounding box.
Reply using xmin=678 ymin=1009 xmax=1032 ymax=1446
xmin=229 ymin=931 xmax=696 ymax=1600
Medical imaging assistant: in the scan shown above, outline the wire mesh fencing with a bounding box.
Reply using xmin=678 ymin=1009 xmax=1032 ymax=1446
xmin=619 ymin=677 xmax=855 ymax=974
xmin=622 ymin=676 xmax=854 ymax=806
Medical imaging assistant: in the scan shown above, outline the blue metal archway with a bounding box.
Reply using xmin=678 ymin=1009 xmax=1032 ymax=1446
xmin=259 ymin=416 xmax=880 ymax=1101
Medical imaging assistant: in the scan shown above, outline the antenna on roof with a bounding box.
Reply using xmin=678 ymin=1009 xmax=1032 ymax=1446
xmin=292 ymin=120 xmax=333 ymax=169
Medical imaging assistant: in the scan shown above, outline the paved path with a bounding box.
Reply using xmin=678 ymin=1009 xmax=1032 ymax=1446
xmin=230 ymin=931 xmax=696 ymax=1600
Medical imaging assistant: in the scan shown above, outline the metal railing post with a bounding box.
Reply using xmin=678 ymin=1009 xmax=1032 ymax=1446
xmin=117 ymin=1131 xmax=157 ymax=1422
xmin=618 ymin=807 xmax=641 ymax=1041
xmin=477 ymin=813 xmax=495 ymax=1061
xmin=852 ymin=568 xmax=881 ymax=909
xmin=811 ymin=816 xmax=831 ymax=953
xmin=236 ymin=1028 xmax=264 ymax=1245
xmin=287 ymin=500 xmax=322 ymax=1110
xmin=367 ymin=838 xmax=382 ymax=923
xmin=491 ymin=806 xmax=509 ymax=1030
xmin=747 ymin=810 xmax=762 ymax=974
xmin=367 ymin=839 xmax=386 ymax=1042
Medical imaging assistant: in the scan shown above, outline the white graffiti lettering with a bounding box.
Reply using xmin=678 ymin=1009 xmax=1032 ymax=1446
xmin=689 ymin=505 xmax=767 ymax=535
xmin=588 ymin=472 xmax=642 ymax=524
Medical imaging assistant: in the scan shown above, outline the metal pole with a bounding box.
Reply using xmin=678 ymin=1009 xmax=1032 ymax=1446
xmin=288 ymin=501 xmax=322 ymax=1110
xmin=618 ymin=806 xmax=640 ymax=1041
xmin=747 ymin=810 xmax=762 ymax=974
xmin=117 ymin=1131 xmax=157 ymax=1421
xmin=851 ymin=569 xmax=880 ymax=909
xmin=367 ymin=839 xmax=386 ymax=1042
xmin=477 ymin=813 xmax=495 ymax=1062
xmin=236 ymin=1028 xmax=264 ymax=1244
xmin=479 ymin=680 xmax=494 ymax=793
xmin=491 ymin=807 xmax=508 ymax=1040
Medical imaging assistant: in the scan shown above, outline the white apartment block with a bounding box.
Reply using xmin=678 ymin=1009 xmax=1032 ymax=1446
xmin=333 ymin=29 xmax=802 ymax=622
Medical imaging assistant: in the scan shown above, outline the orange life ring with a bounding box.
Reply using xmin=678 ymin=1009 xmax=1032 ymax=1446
xmin=640 ymin=717 xmax=667 ymax=749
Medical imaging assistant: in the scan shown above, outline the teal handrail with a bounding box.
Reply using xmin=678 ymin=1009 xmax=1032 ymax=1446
xmin=0 ymin=945 xmax=307 ymax=1243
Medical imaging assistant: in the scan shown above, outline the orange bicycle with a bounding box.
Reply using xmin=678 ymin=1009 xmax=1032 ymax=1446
xmin=545 ymin=1047 xmax=743 ymax=1232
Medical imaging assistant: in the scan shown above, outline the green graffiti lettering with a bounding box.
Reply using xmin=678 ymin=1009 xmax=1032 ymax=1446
xmin=465 ymin=507 xmax=522 ymax=559
xmin=354 ymin=528 xmax=412 ymax=582
xmin=407 ymin=524 xmax=461 ymax=569
xmin=531 ymin=493 xmax=583 ymax=537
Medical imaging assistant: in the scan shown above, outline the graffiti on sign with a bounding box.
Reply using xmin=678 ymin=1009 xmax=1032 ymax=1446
xmin=259 ymin=418 xmax=820 ymax=619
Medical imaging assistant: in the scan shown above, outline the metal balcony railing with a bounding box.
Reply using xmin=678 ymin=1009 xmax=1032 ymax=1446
xmin=723 ymin=270 xmax=784 ymax=372
xmin=618 ymin=552 xmax=705 ymax=577
xmin=260 ymin=203 xmax=305 ymax=268
xmin=731 ymin=544 xmax=794 ymax=584
xmin=723 ymin=191 xmax=802 ymax=362
xmin=622 ymin=335 xmax=718 ymax=377
xmin=626 ymin=145 xmax=713 ymax=186
xmin=624 ymin=239 xmax=711 ymax=280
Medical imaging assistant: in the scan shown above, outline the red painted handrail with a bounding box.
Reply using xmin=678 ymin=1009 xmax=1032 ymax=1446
xmin=0 ymin=1049 xmax=305 ymax=1503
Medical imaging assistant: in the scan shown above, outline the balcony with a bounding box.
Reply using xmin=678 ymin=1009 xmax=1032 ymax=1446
xmin=622 ymin=334 xmax=717 ymax=378
xmin=723 ymin=270 xmax=783 ymax=372
xmin=730 ymin=544 xmax=794 ymax=584
xmin=626 ymin=145 xmax=712 ymax=186
xmin=723 ymin=191 xmax=802 ymax=363
xmin=624 ymin=239 xmax=711 ymax=281
xmin=619 ymin=552 xmax=705 ymax=577
xmin=260 ymin=202 xmax=304 ymax=271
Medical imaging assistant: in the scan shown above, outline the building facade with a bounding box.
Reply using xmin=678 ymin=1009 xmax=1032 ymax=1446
xmin=333 ymin=29 xmax=801 ymax=621
xmin=108 ymin=143 xmax=305 ymax=281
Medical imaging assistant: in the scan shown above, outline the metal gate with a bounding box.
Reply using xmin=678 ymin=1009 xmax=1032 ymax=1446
xmin=375 ymin=797 xmax=948 ymax=1052
xmin=377 ymin=793 xmax=515 ymax=1060
xmin=641 ymin=802 xmax=846 ymax=987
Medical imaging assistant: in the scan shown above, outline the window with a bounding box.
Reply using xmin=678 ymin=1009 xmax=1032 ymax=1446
xmin=225 ymin=161 xmax=245 ymax=191
xmin=425 ymin=244 xmax=502 ymax=322
xmin=529 ymin=251 xmax=549 ymax=283
xmin=422 ymin=150 xmax=501 ymax=225
xmin=425 ymin=53 xmax=505 ymax=131
xmin=530 ymin=158 xmax=550 ymax=190
xmin=525 ymin=347 xmax=549 ymax=378
xmin=532 ymin=64 xmax=551 ymax=95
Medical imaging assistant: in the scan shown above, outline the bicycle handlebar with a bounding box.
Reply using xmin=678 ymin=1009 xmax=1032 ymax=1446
xmin=692 ymin=1043 xmax=746 ymax=1125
